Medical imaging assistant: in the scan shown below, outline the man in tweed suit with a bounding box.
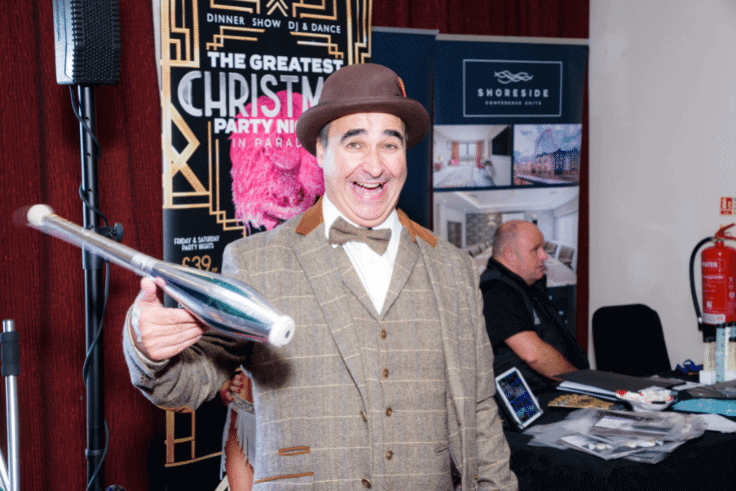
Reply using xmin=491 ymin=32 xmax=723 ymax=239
xmin=124 ymin=63 xmax=518 ymax=490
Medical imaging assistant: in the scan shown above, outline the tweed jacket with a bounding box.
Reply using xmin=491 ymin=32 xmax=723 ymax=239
xmin=124 ymin=203 xmax=517 ymax=491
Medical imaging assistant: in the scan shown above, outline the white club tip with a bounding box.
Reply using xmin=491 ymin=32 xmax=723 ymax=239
xmin=267 ymin=315 xmax=296 ymax=347
xmin=26 ymin=204 xmax=54 ymax=227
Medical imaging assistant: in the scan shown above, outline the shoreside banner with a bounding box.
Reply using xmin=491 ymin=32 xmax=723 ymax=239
xmin=431 ymin=36 xmax=587 ymax=347
xmin=160 ymin=0 xmax=371 ymax=275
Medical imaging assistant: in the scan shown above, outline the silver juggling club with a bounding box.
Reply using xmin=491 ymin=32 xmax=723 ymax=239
xmin=22 ymin=204 xmax=295 ymax=347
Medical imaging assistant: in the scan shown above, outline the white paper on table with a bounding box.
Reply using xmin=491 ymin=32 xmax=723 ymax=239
xmin=698 ymin=413 xmax=736 ymax=433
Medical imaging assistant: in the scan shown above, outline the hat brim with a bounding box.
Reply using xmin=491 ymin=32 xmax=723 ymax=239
xmin=296 ymin=96 xmax=430 ymax=156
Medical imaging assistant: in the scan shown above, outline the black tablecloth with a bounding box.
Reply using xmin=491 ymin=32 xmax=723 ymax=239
xmin=505 ymin=381 xmax=736 ymax=491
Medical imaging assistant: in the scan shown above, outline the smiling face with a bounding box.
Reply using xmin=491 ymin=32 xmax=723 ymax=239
xmin=316 ymin=112 xmax=407 ymax=228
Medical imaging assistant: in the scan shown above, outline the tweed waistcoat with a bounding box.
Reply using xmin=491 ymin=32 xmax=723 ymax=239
xmin=331 ymin=238 xmax=454 ymax=490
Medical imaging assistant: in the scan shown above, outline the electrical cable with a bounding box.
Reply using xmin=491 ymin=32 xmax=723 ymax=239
xmin=69 ymin=87 xmax=102 ymax=161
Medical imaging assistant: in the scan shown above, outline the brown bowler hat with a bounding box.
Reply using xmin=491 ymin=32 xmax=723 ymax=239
xmin=296 ymin=63 xmax=430 ymax=155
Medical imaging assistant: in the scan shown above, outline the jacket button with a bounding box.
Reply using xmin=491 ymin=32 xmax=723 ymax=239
xmin=385 ymin=450 xmax=394 ymax=460
xmin=362 ymin=478 xmax=372 ymax=488
xmin=382 ymin=368 xmax=389 ymax=378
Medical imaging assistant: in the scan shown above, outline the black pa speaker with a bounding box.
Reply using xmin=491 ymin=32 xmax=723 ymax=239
xmin=52 ymin=0 xmax=121 ymax=85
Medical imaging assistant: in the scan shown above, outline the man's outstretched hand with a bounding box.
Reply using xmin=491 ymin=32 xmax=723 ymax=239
xmin=129 ymin=277 xmax=207 ymax=361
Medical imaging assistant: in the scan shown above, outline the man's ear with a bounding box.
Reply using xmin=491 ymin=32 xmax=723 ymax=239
xmin=498 ymin=244 xmax=518 ymax=272
xmin=315 ymin=140 xmax=325 ymax=169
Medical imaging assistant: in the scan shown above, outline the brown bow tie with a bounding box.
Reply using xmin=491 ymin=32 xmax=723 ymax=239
xmin=328 ymin=216 xmax=392 ymax=255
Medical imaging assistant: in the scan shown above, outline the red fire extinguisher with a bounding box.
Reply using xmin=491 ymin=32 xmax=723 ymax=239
xmin=690 ymin=223 xmax=736 ymax=328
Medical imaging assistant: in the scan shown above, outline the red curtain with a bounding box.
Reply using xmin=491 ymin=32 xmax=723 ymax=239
xmin=0 ymin=1 xmax=588 ymax=489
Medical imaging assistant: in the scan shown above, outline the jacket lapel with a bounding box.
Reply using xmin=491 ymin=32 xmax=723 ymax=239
xmin=292 ymin=203 xmax=368 ymax=398
xmin=381 ymin=228 xmax=420 ymax=317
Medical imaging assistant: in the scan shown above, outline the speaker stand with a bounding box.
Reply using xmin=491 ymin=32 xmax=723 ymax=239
xmin=77 ymin=85 xmax=106 ymax=491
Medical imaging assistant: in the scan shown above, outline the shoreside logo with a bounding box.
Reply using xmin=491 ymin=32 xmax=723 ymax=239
xmin=463 ymin=59 xmax=563 ymax=118
xmin=494 ymin=70 xmax=534 ymax=84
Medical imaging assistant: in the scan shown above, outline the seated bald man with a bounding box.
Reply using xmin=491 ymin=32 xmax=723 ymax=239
xmin=480 ymin=220 xmax=589 ymax=392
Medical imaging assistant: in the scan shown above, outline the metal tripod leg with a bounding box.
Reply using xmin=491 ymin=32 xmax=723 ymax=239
xmin=0 ymin=441 xmax=9 ymax=491
xmin=1 ymin=319 xmax=20 ymax=491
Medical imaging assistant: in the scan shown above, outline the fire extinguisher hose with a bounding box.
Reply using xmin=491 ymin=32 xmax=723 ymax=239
xmin=689 ymin=236 xmax=714 ymax=329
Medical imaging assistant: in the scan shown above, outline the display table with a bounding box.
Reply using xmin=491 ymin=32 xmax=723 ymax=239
xmin=505 ymin=385 xmax=736 ymax=490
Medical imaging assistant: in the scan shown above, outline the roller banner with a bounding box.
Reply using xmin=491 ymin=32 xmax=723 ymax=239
xmin=432 ymin=36 xmax=588 ymax=337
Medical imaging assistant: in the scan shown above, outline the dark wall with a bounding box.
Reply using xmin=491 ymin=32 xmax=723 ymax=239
xmin=0 ymin=1 xmax=588 ymax=489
